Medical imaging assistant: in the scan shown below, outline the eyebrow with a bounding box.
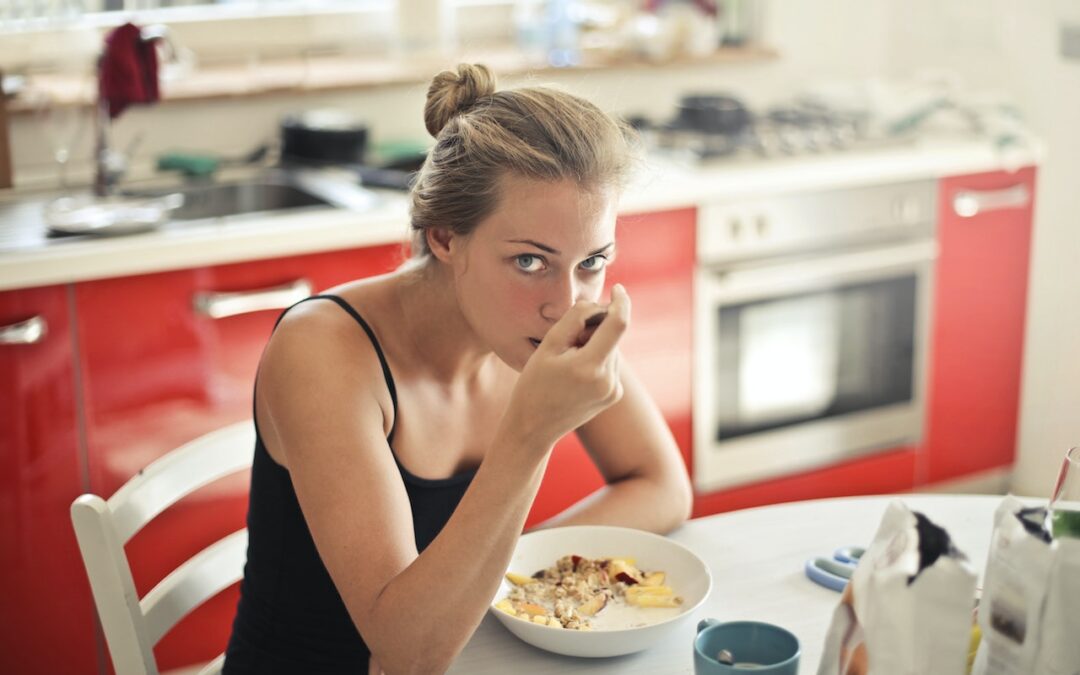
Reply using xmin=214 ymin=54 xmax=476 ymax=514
xmin=507 ymin=239 xmax=615 ymax=257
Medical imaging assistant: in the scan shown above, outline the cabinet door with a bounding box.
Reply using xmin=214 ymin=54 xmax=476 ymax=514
xmin=526 ymin=208 xmax=696 ymax=527
xmin=0 ymin=286 xmax=100 ymax=675
xmin=75 ymin=245 xmax=401 ymax=672
xmin=924 ymin=168 xmax=1036 ymax=483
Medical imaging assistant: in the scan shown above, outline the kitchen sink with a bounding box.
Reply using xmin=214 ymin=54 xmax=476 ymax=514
xmin=0 ymin=169 xmax=386 ymax=250
xmin=170 ymin=181 xmax=329 ymax=220
xmin=122 ymin=169 xmax=380 ymax=222
xmin=126 ymin=178 xmax=329 ymax=221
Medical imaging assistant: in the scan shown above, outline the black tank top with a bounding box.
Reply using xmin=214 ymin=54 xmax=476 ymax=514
xmin=224 ymin=295 xmax=477 ymax=674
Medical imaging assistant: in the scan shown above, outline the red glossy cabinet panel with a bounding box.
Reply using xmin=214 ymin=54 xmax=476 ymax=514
xmin=527 ymin=208 xmax=696 ymax=528
xmin=75 ymin=245 xmax=402 ymax=673
xmin=923 ymin=168 xmax=1037 ymax=483
xmin=0 ymin=286 xmax=100 ymax=675
xmin=692 ymin=447 xmax=917 ymax=517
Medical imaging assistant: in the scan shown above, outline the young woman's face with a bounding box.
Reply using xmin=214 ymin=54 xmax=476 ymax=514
xmin=450 ymin=175 xmax=618 ymax=371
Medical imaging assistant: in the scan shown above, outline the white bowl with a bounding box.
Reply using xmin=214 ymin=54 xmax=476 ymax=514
xmin=488 ymin=525 xmax=712 ymax=658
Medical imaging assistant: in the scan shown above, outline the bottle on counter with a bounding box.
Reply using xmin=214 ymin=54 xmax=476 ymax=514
xmin=514 ymin=0 xmax=548 ymax=65
xmin=544 ymin=0 xmax=581 ymax=67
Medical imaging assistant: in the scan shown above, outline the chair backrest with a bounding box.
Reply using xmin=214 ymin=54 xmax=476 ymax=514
xmin=71 ymin=421 xmax=256 ymax=675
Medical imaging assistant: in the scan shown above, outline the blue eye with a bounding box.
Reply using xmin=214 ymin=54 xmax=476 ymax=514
xmin=515 ymin=254 xmax=545 ymax=272
xmin=580 ymin=255 xmax=608 ymax=272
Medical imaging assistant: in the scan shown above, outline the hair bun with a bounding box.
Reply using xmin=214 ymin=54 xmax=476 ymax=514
xmin=423 ymin=63 xmax=497 ymax=138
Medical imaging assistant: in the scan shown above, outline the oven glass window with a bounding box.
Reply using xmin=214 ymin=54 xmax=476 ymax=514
xmin=714 ymin=275 xmax=917 ymax=441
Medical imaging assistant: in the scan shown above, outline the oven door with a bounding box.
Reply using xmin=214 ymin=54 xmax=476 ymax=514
xmin=693 ymin=239 xmax=937 ymax=492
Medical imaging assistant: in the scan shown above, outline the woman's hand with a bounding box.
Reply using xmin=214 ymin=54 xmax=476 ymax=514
xmin=501 ymin=283 xmax=631 ymax=453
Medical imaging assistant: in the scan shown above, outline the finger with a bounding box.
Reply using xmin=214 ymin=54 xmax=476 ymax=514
xmin=540 ymin=300 xmax=605 ymax=351
xmin=580 ymin=284 xmax=631 ymax=359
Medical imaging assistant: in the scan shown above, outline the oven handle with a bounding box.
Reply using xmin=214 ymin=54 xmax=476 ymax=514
xmin=704 ymin=240 xmax=937 ymax=303
xmin=952 ymin=183 xmax=1031 ymax=218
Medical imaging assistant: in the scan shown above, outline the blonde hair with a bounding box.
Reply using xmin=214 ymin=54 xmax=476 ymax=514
xmin=409 ymin=63 xmax=639 ymax=258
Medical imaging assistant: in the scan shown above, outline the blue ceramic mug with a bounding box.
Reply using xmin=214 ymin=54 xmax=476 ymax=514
xmin=693 ymin=619 xmax=800 ymax=674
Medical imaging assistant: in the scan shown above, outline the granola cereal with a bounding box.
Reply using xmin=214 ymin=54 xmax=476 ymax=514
xmin=494 ymin=555 xmax=683 ymax=630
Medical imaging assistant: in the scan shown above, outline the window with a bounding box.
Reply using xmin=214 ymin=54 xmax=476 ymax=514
xmin=0 ymin=0 xmax=401 ymax=69
xmin=2 ymin=1 xmax=386 ymax=28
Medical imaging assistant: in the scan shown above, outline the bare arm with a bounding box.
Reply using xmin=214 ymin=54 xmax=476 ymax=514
xmin=257 ymin=289 xmax=630 ymax=674
xmin=530 ymin=361 xmax=694 ymax=535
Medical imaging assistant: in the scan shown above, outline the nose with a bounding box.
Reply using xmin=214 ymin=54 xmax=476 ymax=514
xmin=539 ymin=272 xmax=582 ymax=323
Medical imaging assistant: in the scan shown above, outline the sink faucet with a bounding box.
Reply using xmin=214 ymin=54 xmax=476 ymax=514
xmin=92 ymin=101 xmax=128 ymax=196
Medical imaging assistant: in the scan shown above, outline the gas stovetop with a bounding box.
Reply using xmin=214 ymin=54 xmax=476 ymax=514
xmin=631 ymin=99 xmax=908 ymax=163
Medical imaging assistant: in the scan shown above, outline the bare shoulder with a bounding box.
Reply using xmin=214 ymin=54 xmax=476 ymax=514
xmin=263 ymin=275 xmax=398 ymax=383
xmin=256 ymin=288 xmax=396 ymax=467
xmin=270 ymin=291 xmax=372 ymax=348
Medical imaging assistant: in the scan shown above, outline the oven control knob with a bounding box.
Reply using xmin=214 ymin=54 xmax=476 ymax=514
xmin=892 ymin=197 xmax=922 ymax=225
xmin=754 ymin=215 xmax=769 ymax=237
xmin=728 ymin=217 xmax=742 ymax=240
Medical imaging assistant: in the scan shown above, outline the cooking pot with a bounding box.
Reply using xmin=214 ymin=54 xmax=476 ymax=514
xmin=280 ymin=109 xmax=369 ymax=164
xmin=675 ymin=94 xmax=750 ymax=136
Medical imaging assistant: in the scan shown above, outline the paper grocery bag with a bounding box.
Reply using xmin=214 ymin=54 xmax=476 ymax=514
xmin=817 ymin=500 xmax=978 ymax=675
xmin=972 ymin=495 xmax=1080 ymax=675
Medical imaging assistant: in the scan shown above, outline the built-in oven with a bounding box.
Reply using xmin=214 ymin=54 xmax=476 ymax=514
xmin=693 ymin=180 xmax=939 ymax=492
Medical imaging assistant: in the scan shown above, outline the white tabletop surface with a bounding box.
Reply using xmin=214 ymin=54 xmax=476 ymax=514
xmin=449 ymin=493 xmax=1019 ymax=674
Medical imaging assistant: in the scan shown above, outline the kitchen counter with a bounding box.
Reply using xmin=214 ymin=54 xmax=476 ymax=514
xmin=0 ymin=190 xmax=412 ymax=291
xmin=0 ymin=135 xmax=1041 ymax=292
xmin=623 ymin=134 xmax=1039 ymax=212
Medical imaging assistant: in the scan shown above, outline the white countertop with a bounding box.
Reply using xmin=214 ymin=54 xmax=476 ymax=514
xmin=448 ymin=493 xmax=1019 ymax=675
xmin=622 ymin=135 xmax=1039 ymax=212
xmin=0 ymin=192 xmax=413 ymax=292
xmin=0 ymin=136 xmax=1040 ymax=292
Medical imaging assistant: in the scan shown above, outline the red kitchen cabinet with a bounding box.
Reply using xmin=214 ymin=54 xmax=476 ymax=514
xmin=923 ymin=167 xmax=1037 ymax=484
xmin=73 ymin=244 xmax=401 ymax=673
xmin=0 ymin=286 xmax=100 ymax=675
xmin=692 ymin=447 xmax=918 ymax=517
xmin=527 ymin=208 xmax=696 ymax=527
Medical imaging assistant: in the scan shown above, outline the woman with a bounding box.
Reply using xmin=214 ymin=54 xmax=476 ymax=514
xmin=224 ymin=63 xmax=693 ymax=674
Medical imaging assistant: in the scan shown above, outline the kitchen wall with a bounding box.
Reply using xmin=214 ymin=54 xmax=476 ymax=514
xmin=880 ymin=0 xmax=1080 ymax=497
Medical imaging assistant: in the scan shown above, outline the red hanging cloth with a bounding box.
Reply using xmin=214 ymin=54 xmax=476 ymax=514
xmin=98 ymin=22 xmax=160 ymax=119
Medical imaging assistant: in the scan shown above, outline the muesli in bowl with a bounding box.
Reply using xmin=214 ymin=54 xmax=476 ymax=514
xmin=489 ymin=526 xmax=711 ymax=658
xmin=495 ymin=554 xmax=683 ymax=630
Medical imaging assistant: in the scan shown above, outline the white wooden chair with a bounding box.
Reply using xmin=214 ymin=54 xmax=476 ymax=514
xmin=71 ymin=421 xmax=256 ymax=675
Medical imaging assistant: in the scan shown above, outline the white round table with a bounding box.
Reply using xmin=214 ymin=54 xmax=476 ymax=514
xmin=450 ymin=493 xmax=1020 ymax=674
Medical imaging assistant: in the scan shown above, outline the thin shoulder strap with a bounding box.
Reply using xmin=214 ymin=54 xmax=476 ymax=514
xmin=282 ymin=294 xmax=399 ymax=444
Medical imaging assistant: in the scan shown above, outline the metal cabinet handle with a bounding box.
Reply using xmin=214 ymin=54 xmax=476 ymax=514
xmin=0 ymin=315 xmax=48 ymax=345
xmin=193 ymin=278 xmax=313 ymax=319
xmin=952 ymin=184 xmax=1031 ymax=218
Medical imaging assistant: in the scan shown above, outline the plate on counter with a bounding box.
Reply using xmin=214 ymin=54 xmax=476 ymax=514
xmin=43 ymin=193 xmax=183 ymax=236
